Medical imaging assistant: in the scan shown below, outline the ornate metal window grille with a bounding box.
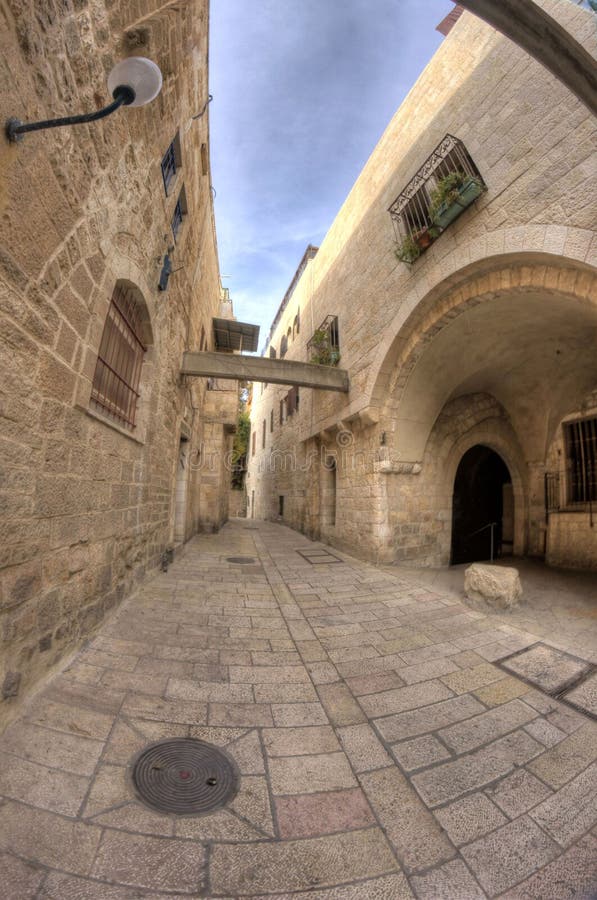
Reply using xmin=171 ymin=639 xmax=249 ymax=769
xmin=90 ymin=284 xmax=147 ymax=429
xmin=565 ymin=417 xmax=597 ymax=503
xmin=388 ymin=134 xmax=485 ymax=256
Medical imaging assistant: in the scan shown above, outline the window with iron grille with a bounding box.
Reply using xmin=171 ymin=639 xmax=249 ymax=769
xmin=161 ymin=133 xmax=181 ymax=195
xmin=171 ymin=186 xmax=188 ymax=243
xmin=389 ymin=135 xmax=485 ymax=264
xmin=90 ymin=284 xmax=147 ymax=429
xmin=565 ymin=417 xmax=597 ymax=503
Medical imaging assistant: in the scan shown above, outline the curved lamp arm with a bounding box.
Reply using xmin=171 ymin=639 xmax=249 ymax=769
xmin=5 ymin=57 xmax=162 ymax=144
xmin=6 ymin=86 xmax=135 ymax=143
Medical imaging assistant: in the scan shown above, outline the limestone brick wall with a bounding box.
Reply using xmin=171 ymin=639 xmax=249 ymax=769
xmin=248 ymin=0 xmax=597 ymax=568
xmin=547 ymin=513 xmax=597 ymax=570
xmin=0 ymin=0 xmax=228 ymax=730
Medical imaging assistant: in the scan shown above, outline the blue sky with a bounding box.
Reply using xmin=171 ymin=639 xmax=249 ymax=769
xmin=209 ymin=0 xmax=455 ymax=350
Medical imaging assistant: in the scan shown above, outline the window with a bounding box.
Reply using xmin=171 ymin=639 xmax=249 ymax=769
xmin=269 ymin=346 xmax=277 ymax=359
xmin=171 ymin=186 xmax=188 ymax=242
xmin=279 ymin=495 xmax=284 ymax=517
xmin=279 ymin=399 xmax=285 ymax=426
xmin=161 ymin=133 xmax=181 ymax=195
xmin=286 ymin=386 xmax=299 ymax=417
xmin=270 ymin=410 xmax=274 ymax=432
xmin=262 ymin=419 xmax=266 ymax=449
xmin=251 ymin=431 xmax=256 ymax=457
xmin=90 ymin=283 xmax=148 ymax=429
xmin=294 ymin=310 xmax=300 ymax=337
xmin=200 ymin=143 xmax=208 ymax=177
xmin=565 ymin=417 xmax=597 ymax=503
xmin=280 ymin=334 xmax=288 ymax=358
xmin=389 ymin=134 xmax=485 ymax=262
xmin=307 ymin=316 xmax=340 ymax=366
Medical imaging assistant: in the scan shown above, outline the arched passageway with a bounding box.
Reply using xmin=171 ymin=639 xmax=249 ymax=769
xmin=451 ymin=445 xmax=513 ymax=564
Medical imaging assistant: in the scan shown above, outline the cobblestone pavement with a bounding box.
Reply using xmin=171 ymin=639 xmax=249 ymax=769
xmin=1 ymin=520 xmax=596 ymax=899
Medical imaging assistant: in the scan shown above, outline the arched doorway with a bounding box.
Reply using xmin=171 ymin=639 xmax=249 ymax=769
xmin=451 ymin=445 xmax=513 ymax=564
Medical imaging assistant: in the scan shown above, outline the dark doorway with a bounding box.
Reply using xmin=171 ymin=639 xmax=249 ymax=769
xmin=451 ymin=445 xmax=512 ymax=565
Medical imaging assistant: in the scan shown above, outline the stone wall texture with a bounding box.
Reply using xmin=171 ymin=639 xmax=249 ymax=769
xmin=0 ymin=0 xmax=233 ymax=730
xmin=248 ymin=0 xmax=597 ymax=570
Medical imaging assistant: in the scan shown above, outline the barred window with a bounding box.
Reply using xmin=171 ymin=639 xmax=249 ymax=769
xmin=90 ymin=284 xmax=147 ymax=429
xmin=161 ymin=133 xmax=181 ymax=195
xmin=565 ymin=417 xmax=597 ymax=503
xmin=171 ymin=186 xmax=188 ymax=242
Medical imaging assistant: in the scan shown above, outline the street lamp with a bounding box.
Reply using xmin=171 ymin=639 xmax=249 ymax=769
xmin=5 ymin=57 xmax=162 ymax=143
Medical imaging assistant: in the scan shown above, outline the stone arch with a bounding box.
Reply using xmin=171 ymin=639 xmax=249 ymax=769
xmin=365 ymin=248 xmax=597 ymax=409
xmin=370 ymin=255 xmax=597 ymax=463
xmin=394 ymin=393 xmax=528 ymax=565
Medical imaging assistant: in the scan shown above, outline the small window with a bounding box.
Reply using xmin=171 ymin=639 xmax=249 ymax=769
xmin=280 ymin=335 xmax=288 ymax=358
xmin=161 ymin=133 xmax=182 ymax=195
xmin=270 ymin=410 xmax=274 ymax=433
xmin=200 ymin=143 xmax=209 ymax=177
xmin=565 ymin=417 xmax=597 ymax=503
xmin=262 ymin=419 xmax=266 ymax=449
xmin=286 ymin=386 xmax=299 ymax=417
xmin=251 ymin=431 xmax=256 ymax=457
xmin=171 ymin=186 xmax=188 ymax=242
xmin=269 ymin=346 xmax=277 ymax=359
xmin=279 ymin=495 xmax=284 ymax=517
xmin=90 ymin=283 xmax=148 ymax=429
xmin=294 ymin=311 xmax=300 ymax=337
xmin=279 ymin=399 xmax=284 ymax=426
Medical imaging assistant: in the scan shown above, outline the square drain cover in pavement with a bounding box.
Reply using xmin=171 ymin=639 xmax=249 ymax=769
xmin=499 ymin=643 xmax=593 ymax=696
xmin=564 ymin=672 xmax=597 ymax=717
xmin=297 ymin=548 xmax=343 ymax=564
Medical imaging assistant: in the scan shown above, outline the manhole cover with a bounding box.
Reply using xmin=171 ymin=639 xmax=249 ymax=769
xmin=226 ymin=556 xmax=256 ymax=564
xmin=131 ymin=738 xmax=240 ymax=815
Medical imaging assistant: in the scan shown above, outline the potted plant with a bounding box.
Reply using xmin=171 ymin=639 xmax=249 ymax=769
xmin=413 ymin=226 xmax=439 ymax=250
xmin=430 ymin=171 xmax=484 ymax=229
xmin=395 ymin=233 xmax=421 ymax=264
xmin=310 ymin=329 xmax=340 ymax=366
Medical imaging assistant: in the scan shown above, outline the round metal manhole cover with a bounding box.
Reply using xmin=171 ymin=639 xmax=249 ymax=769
xmin=226 ymin=556 xmax=257 ymax=564
xmin=131 ymin=738 xmax=240 ymax=815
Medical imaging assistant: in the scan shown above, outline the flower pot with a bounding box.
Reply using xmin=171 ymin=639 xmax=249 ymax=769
xmin=414 ymin=229 xmax=434 ymax=250
xmin=432 ymin=177 xmax=483 ymax=229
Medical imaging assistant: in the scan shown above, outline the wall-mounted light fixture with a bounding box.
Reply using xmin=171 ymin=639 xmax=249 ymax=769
xmin=6 ymin=57 xmax=162 ymax=143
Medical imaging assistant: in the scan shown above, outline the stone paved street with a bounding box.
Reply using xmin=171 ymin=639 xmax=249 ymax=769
xmin=1 ymin=520 xmax=596 ymax=899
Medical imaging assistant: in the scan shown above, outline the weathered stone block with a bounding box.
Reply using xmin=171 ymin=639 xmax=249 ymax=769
xmin=464 ymin=564 xmax=522 ymax=611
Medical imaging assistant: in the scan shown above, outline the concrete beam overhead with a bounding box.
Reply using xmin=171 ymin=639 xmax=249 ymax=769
xmin=181 ymin=351 xmax=350 ymax=392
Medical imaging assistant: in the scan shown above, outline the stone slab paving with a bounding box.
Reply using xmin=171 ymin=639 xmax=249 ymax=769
xmin=0 ymin=520 xmax=596 ymax=898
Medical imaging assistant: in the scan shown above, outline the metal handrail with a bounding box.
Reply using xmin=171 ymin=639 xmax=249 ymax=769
xmin=465 ymin=521 xmax=497 ymax=561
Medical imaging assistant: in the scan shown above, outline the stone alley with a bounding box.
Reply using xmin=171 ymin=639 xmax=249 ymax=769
xmin=0 ymin=520 xmax=595 ymax=899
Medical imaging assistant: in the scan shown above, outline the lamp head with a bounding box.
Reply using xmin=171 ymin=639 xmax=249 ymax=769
xmin=107 ymin=57 xmax=162 ymax=108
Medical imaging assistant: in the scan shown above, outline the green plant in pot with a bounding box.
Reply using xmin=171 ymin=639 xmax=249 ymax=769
xmin=310 ymin=329 xmax=340 ymax=366
xmin=430 ymin=171 xmax=484 ymax=229
xmin=395 ymin=233 xmax=421 ymax=264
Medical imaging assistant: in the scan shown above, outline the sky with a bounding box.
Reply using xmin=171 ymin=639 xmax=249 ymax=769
xmin=209 ymin=0 xmax=456 ymax=351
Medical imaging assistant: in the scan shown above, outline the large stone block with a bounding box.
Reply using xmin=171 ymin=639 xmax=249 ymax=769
xmin=464 ymin=564 xmax=522 ymax=611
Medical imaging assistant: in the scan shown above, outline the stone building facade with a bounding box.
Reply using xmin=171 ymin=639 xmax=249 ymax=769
xmin=248 ymin=1 xmax=597 ymax=571
xmin=0 ymin=0 xmax=236 ymax=730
